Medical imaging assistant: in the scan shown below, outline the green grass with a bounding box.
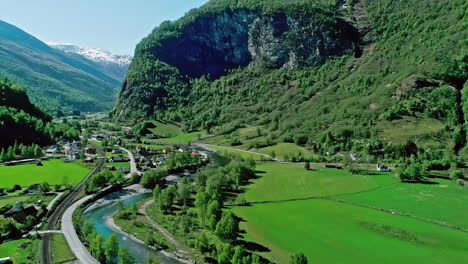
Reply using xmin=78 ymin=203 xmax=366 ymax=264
xmin=338 ymin=177 xmax=468 ymax=229
xmin=0 ymin=238 xmax=39 ymax=263
xmin=257 ymin=143 xmax=317 ymax=160
xmin=105 ymin=162 xmax=131 ymax=170
xmin=51 ymin=234 xmax=75 ymax=264
xmin=233 ymin=199 xmax=468 ymax=264
xmin=232 ymin=162 xmax=468 ymax=263
xmin=156 ymin=131 xmax=205 ymax=144
xmin=210 ymin=145 xmax=269 ymax=161
xmin=0 ymin=159 xmax=90 ymax=188
xmin=376 ymin=117 xmax=445 ymax=145
xmin=148 ymin=120 xmax=181 ymax=137
xmin=244 ymin=163 xmax=394 ymax=202
xmin=0 ymin=194 xmax=54 ymax=208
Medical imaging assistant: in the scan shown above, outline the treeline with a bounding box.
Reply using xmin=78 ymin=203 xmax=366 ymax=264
xmin=0 ymin=143 xmax=42 ymax=162
xmin=74 ymin=209 xmax=136 ymax=264
xmin=85 ymin=170 xmax=124 ymax=194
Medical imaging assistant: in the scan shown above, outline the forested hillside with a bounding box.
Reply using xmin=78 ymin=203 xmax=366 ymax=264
xmin=0 ymin=20 xmax=122 ymax=112
xmin=0 ymin=76 xmax=78 ymax=150
xmin=113 ymin=0 xmax=467 ymax=159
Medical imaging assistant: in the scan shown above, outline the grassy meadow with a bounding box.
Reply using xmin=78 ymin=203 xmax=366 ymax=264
xmin=231 ymin=162 xmax=468 ymax=264
xmin=156 ymin=131 xmax=205 ymax=144
xmin=209 ymin=145 xmax=270 ymax=161
xmin=51 ymin=234 xmax=76 ymax=263
xmin=0 ymin=159 xmax=90 ymax=188
xmin=0 ymin=238 xmax=38 ymax=263
xmin=0 ymin=194 xmax=54 ymax=208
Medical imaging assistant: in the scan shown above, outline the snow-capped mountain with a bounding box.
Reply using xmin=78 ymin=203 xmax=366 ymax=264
xmin=48 ymin=43 xmax=132 ymax=66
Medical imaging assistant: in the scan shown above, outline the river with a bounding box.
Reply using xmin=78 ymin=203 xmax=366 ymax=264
xmin=84 ymin=189 xmax=183 ymax=264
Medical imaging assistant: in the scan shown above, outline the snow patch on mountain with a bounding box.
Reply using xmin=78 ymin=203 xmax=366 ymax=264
xmin=48 ymin=43 xmax=132 ymax=66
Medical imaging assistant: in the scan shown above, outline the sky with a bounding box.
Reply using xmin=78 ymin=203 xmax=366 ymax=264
xmin=1 ymin=0 xmax=209 ymax=55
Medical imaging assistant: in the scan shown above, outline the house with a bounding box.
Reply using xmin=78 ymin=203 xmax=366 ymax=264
xmin=108 ymin=156 xmax=125 ymax=163
xmin=105 ymin=165 xmax=116 ymax=171
xmin=179 ymin=146 xmax=189 ymax=152
xmin=112 ymin=147 xmax=122 ymax=154
xmin=0 ymin=257 xmax=12 ymax=264
xmin=84 ymin=157 xmax=95 ymax=163
xmin=68 ymin=152 xmax=81 ymax=160
xmin=377 ymin=164 xmax=390 ymax=172
xmin=146 ymin=134 xmax=156 ymax=139
xmin=26 ymin=184 xmax=41 ymax=194
xmin=162 ymin=147 xmax=171 ymax=154
xmin=4 ymin=202 xmax=38 ymax=223
xmin=84 ymin=147 xmax=96 ymax=154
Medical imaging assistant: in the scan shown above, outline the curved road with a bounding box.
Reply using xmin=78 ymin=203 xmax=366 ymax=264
xmin=60 ymin=146 xmax=138 ymax=264
xmin=40 ymin=143 xmax=105 ymax=264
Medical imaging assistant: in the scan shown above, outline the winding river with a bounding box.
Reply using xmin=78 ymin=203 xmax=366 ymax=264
xmin=84 ymin=189 xmax=183 ymax=264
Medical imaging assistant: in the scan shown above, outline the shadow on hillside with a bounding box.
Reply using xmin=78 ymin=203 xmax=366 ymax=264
xmin=426 ymin=174 xmax=451 ymax=180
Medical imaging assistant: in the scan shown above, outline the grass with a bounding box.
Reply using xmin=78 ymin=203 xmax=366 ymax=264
xmin=210 ymin=145 xmax=270 ymax=161
xmin=257 ymin=143 xmax=317 ymax=160
xmin=243 ymin=163 xmax=394 ymax=202
xmin=233 ymin=199 xmax=468 ymax=264
xmin=376 ymin=117 xmax=445 ymax=145
xmin=105 ymin=162 xmax=131 ymax=170
xmin=0 ymin=194 xmax=54 ymax=208
xmin=0 ymin=238 xmax=39 ymax=263
xmin=232 ymin=162 xmax=468 ymax=263
xmin=51 ymin=234 xmax=75 ymax=263
xmin=338 ymin=177 xmax=468 ymax=229
xmin=148 ymin=120 xmax=181 ymax=137
xmin=0 ymin=159 xmax=90 ymax=188
xmin=156 ymin=131 xmax=205 ymax=144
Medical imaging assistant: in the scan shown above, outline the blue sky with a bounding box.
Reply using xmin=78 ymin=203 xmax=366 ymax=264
xmin=1 ymin=0 xmax=209 ymax=55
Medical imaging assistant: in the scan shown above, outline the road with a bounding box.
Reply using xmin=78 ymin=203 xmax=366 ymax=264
xmin=40 ymin=143 xmax=105 ymax=264
xmin=194 ymin=143 xmax=278 ymax=161
xmin=59 ymin=146 xmax=138 ymax=264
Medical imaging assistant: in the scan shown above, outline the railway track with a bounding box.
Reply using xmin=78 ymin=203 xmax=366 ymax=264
xmin=40 ymin=143 xmax=104 ymax=264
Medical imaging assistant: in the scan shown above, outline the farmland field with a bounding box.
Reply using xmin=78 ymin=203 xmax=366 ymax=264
xmin=0 ymin=159 xmax=90 ymax=188
xmin=0 ymin=238 xmax=38 ymax=263
xmin=148 ymin=120 xmax=181 ymax=137
xmin=156 ymin=131 xmax=205 ymax=144
xmin=232 ymin=162 xmax=468 ymax=264
xmin=0 ymin=194 xmax=54 ymax=208
xmin=51 ymin=234 xmax=76 ymax=263
xmin=209 ymin=145 xmax=270 ymax=161
xmin=257 ymin=143 xmax=317 ymax=160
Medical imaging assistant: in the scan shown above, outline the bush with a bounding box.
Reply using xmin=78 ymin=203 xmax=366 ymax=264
xmin=450 ymin=170 xmax=464 ymax=180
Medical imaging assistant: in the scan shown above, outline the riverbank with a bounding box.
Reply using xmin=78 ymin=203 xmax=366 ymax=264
xmin=84 ymin=184 xmax=150 ymax=212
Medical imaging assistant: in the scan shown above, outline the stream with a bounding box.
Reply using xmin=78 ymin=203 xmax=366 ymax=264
xmin=84 ymin=189 xmax=183 ymax=264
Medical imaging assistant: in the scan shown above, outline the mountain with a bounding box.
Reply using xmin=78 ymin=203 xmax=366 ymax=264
xmin=113 ymin=0 xmax=467 ymax=156
xmin=48 ymin=44 xmax=132 ymax=82
xmin=0 ymin=20 xmax=124 ymax=112
xmin=0 ymin=75 xmax=52 ymax=149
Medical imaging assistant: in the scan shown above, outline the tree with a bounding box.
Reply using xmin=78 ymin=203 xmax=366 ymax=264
xmin=304 ymin=161 xmax=311 ymax=170
xmin=195 ymin=189 xmax=209 ymax=225
xmin=214 ymin=212 xmax=239 ymax=242
xmin=33 ymin=144 xmax=42 ymax=157
xmin=217 ymin=243 xmax=233 ymax=264
xmin=207 ymin=200 xmax=221 ymax=221
xmin=153 ymin=185 xmax=161 ymax=202
xmin=196 ymin=232 xmax=210 ymax=253
xmin=105 ymin=234 xmax=119 ymax=263
xmin=178 ymin=178 xmax=191 ymax=205
xmin=118 ymin=247 xmax=136 ymax=264
xmin=39 ymin=182 xmax=50 ymax=193
xmin=0 ymin=216 xmax=20 ymax=239
xmin=289 ymin=252 xmax=309 ymax=264
xmin=232 ymin=246 xmax=245 ymax=264
xmin=0 ymin=149 xmax=5 ymax=162
xmin=90 ymin=234 xmax=105 ymax=263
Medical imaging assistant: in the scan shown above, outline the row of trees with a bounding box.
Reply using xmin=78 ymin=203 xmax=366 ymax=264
xmin=0 ymin=143 xmax=42 ymax=162
xmin=74 ymin=209 xmax=136 ymax=264
xmin=85 ymin=170 xmax=124 ymax=194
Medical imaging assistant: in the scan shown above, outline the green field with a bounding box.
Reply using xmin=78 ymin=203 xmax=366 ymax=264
xmin=0 ymin=238 xmax=38 ymax=263
xmin=105 ymin=162 xmax=131 ymax=170
xmin=51 ymin=234 xmax=75 ymax=263
xmin=0 ymin=194 xmax=54 ymax=208
xmin=210 ymin=145 xmax=269 ymax=161
xmin=232 ymin=162 xmax=468 ymax=263
xmin=244 ymin=163 xmax=394 ymax=202
xmin=233 ymin=199 xmax=468 ymax=264
xmin=376 ymin=117 xmax=445 ymax=145
xmin=257 ymin=143 xmax=317 ymax=160
xmin=156 ymin=131 xmax=205 ymax=144
xmin=148 ymin=120 xmax=181 ymax=137
xmin=0 ymin=159 xmax=90 ymax=188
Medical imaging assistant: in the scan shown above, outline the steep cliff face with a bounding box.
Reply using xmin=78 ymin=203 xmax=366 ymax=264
xmin=113 ymin=5 xmax=360 ymax=122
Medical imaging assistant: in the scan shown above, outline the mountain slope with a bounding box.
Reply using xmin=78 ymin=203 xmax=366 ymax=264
xmin=0 ymin=75 xmax=52 ymax=149
xmin=113 ymin=0 xmax=467 ymax=155
xmin=49 ymin=44 xmax=131 ymax=82
xmin=0 ymin=20 xmax=123 ymax=112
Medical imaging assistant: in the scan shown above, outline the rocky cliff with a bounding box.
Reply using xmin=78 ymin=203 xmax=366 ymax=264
xmin=113 ymin=4 xmax=360 ymax=122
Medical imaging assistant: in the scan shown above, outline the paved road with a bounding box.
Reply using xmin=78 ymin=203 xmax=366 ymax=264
xmin=46 ymin=192 xmax=64 ymax=211
xmin=59 ymin=146 xmax=139 ymax=264
xmin=40 ymin=143 xmax=104 ymax=264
